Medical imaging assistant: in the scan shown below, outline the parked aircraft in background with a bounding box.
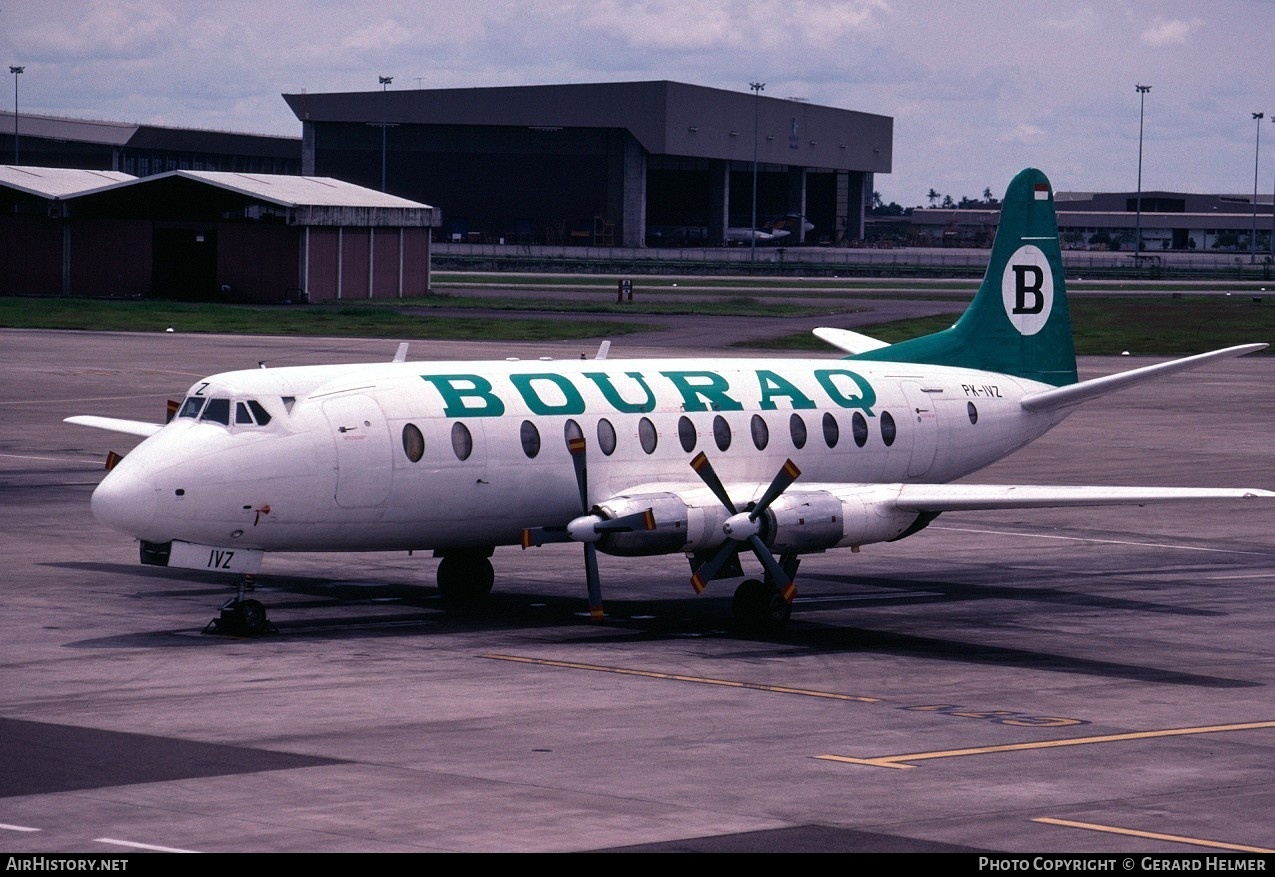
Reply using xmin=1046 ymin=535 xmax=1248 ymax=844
xmin=762 ymin=213 xmax=815 ymax=240
xmin=68 ymin=168 xmax=1273 ymax=636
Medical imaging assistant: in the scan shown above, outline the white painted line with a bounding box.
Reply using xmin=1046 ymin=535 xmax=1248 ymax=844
xmin=0 ymin=823 xmax=41 ymax=832
xmin=96 ymin=838 xmax=198 ymax=853
xmin=931 ymin=525 xmax=1270 ymax=556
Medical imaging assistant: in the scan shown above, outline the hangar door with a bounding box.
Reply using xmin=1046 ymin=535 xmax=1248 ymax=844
xmin=153 ymin=226 xmax=217 ymax=300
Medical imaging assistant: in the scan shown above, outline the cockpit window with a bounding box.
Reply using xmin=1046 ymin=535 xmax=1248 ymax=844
xmin=247 ymin=400 xmax=272 ymax=425
xmin=235 ymin=402 xmax=253 ymax=424
xmin=201 ymin=398 xmax=231 ymax=425
xmin=178 ymin=397 xmax=206 ymax=419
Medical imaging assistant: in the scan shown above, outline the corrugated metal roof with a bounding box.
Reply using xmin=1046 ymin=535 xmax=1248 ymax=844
xmin=0 ymin=165 xmax=136 ymax=198
xmin=0 ymin=111 xmax=138 ymax=145
xmin=171 ymin=170 xmax=431 ymax=209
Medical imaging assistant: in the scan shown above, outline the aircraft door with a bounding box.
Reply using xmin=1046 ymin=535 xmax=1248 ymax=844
xmin=323 ymin=394 xmax=393 ymax=508
xmin=902 ymin=382 xmax=939 ymax=478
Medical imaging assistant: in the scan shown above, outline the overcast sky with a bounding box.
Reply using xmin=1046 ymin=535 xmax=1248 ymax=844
xmin=3 ymin=0 xmax=1272 ymax=209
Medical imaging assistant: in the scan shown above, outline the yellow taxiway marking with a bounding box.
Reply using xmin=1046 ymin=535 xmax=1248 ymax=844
xmin=816 ymin=720 xmax=1275 ymax=769
xmin=1033 ymin=817 xmax=1275 ymax=854
xmin=482 ymin=653 xmax=882 ymax=703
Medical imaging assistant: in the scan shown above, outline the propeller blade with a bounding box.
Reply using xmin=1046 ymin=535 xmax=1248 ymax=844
xmin=568 ymin=436 xmax=588 ymax=512
xmin=105 ymin=450 xmax=124 ymax=471
xmin=747 ymin=534 xmax=797 ymax=602
xmin=690 ymin=540 xmax=739 ymax=594
xmin=593 ymin=507 xmax=656 ymax=534
xmin=749 ymin=459 xmax=801 ymax=520
xmin=584 ymin=543 xmax=603 ymax=619
xmin=690 ymin=451 xmax=738 ymax=514
xmin=520 ymin=526 xmax=572 ymax=549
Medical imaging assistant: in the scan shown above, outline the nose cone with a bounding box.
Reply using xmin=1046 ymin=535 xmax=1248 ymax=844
xmin=91 ymin=465 xmax=158 ymax=538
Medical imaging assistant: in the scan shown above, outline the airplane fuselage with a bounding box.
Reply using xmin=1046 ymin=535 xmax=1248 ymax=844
xmin=91 ymin=356 xmax=1064 ymax=562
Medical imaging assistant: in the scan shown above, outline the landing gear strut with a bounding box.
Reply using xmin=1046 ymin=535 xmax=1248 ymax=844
xmin=206 ymin=575 xmax=276 ymax=636
xmin=436 ymin=551 xmax=495 ymax=606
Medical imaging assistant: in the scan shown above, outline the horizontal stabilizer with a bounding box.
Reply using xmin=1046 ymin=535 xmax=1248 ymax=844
xmin=893 ymin=483 xmax=1275 ymax=512
xmin=812 ymin=326 xmax=890 ymax=354
xmin=1021 ymin=343 xmax=1268 ymax=413
xmin=64 ymin=415 xmax=163 ymax=438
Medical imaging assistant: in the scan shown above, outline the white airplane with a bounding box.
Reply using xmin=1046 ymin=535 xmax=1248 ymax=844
xmin=67 ymin=168 xmax=1273 ymax=636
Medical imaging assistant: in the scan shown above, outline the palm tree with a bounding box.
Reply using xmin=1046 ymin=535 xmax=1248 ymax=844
xmin=927 ymin=188 xmax=940 ymax=207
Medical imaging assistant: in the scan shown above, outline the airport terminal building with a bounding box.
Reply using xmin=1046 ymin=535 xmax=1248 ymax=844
xmin=282 ymin=81 xmax=893 ymax=249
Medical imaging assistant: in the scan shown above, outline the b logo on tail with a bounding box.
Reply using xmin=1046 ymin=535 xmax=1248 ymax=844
xmin=1001 ymin=244 xmax=1053 ymax=335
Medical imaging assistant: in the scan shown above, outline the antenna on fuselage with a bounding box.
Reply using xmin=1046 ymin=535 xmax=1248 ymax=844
xmin=393 ymin=342 xmax=409 ymax=363
xmin=595 ymin=340 xmax=610 ymax=360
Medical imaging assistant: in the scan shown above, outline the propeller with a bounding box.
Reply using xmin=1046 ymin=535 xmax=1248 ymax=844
xmin=688 ymin=452 xmax=801 ymax=602
xmin=520 ymin=436 xmax=655 ymax=620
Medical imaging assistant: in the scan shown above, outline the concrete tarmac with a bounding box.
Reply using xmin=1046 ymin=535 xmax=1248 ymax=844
xmin=2 ymin=323 xmax=1275 ymax=854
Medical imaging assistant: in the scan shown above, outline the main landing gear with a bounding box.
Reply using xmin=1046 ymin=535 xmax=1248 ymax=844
xmin=205 ymin=575 xmax=276 ymax=636
xmin=732 ymin=577 xmax=794 ymax=635
xmin=435 ymin=551 xmax=495 ymax=606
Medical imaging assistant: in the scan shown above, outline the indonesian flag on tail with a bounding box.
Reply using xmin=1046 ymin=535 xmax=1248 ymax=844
xmin=1034 ymin=182 xmax=1050 ymax=200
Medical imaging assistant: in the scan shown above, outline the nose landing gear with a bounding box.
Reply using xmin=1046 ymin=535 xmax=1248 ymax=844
xmin=205 ymin=575 xmax=276 ymax=636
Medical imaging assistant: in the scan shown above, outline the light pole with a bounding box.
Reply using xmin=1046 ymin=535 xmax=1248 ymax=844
xmin=1134 ymin=84 xmax=1150 ymax=256
xmin=749 ymin=81 xmax=764 ymax=262
xmin=1252 ymin=112 xmax=1264 ymax=262
xmin=379 ymin=75 xmax=393 ymax=192
xmin=9 ymin=65 xmax=23 ymax=165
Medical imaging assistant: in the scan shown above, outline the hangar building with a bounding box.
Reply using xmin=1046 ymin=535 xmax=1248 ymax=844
xmin=0 ymin=110 xmax=299 ymax=176
xmin=282 ymin=80 xmax=893 ymax=248
xmin=0 ymin=165 xmax=440 ymax=301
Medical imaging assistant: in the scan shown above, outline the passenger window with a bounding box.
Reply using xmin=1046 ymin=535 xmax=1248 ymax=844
xmin=750 ymin=414 xmax=769 ymax=450
xmin=821 ymin=412 xmax=839 ymax=448
xmin=451 ymin=422 xmax=473 ymax=461
xmin=678 ymin=416 xmax=697 ymax=453
xmin=597 ymin=418 xmax=617 ymax=456
xmin=248 ymin=400 xmax=272 ymax=425
xmin=520 ymin=420 xmax=541 ymax=458
xmin=881 ymin=411 xmax=897 ymax=447
xmin=402 ymin=423 xmax=425 ymax=462
xmin=201 ymin=398 xmax=230 ymax=425
xmin=235 ymin=402 xmax=253 ymax=425
xmin=713 ymin=415 xmax=731 ymax=452
xmin=852 ymin=411 xmax=868 ymax=447
xmin=178 ymin=397 xmax=205 ymax=419
xmin=967 ymin=402 xmax=978 ymax=425
xmin=638 ymin=417 xmax=658 ymax=454
xmin=564 ymin=419 xmax=583 ymax=446
xmin=789 ymin=413 xmax=807 ymax=449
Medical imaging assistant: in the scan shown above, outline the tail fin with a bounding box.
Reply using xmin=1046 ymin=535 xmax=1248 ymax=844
xmin=850 ymin=167 xmax=1077 ymax=387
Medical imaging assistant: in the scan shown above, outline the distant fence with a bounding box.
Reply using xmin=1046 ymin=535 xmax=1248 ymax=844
xmin=434 ymin=242 xmax=1275 ymax=281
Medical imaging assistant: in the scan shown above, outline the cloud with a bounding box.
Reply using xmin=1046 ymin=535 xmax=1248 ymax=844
xmin=1140 ymin=17 xmax=1201 ymax=47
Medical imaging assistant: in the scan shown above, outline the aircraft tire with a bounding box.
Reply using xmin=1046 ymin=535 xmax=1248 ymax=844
xmin=437 ymin=554 xmax=495 ymax=605
xmin=732 ymin=578 xmax=791 ymax=635
xmin=237 ymin=599 xmax=269 ymax=636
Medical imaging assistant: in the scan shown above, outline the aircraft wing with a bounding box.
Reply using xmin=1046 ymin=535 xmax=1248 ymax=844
xmin=892 ymin=483 xmax=1275 ymax=512
xmin=64 ymin=415 xmax=164 ymax=438
xmin=812 ymin=326 xmax=890 ymax=354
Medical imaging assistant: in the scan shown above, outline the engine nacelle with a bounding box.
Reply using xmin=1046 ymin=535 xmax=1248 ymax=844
xmin=766 ymin=486 xmax=923 ymax=553
xmin=592 ymin=484 xmax=925 ymax=557
xmin=592 ymin=488 xmax=729 ymax=556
